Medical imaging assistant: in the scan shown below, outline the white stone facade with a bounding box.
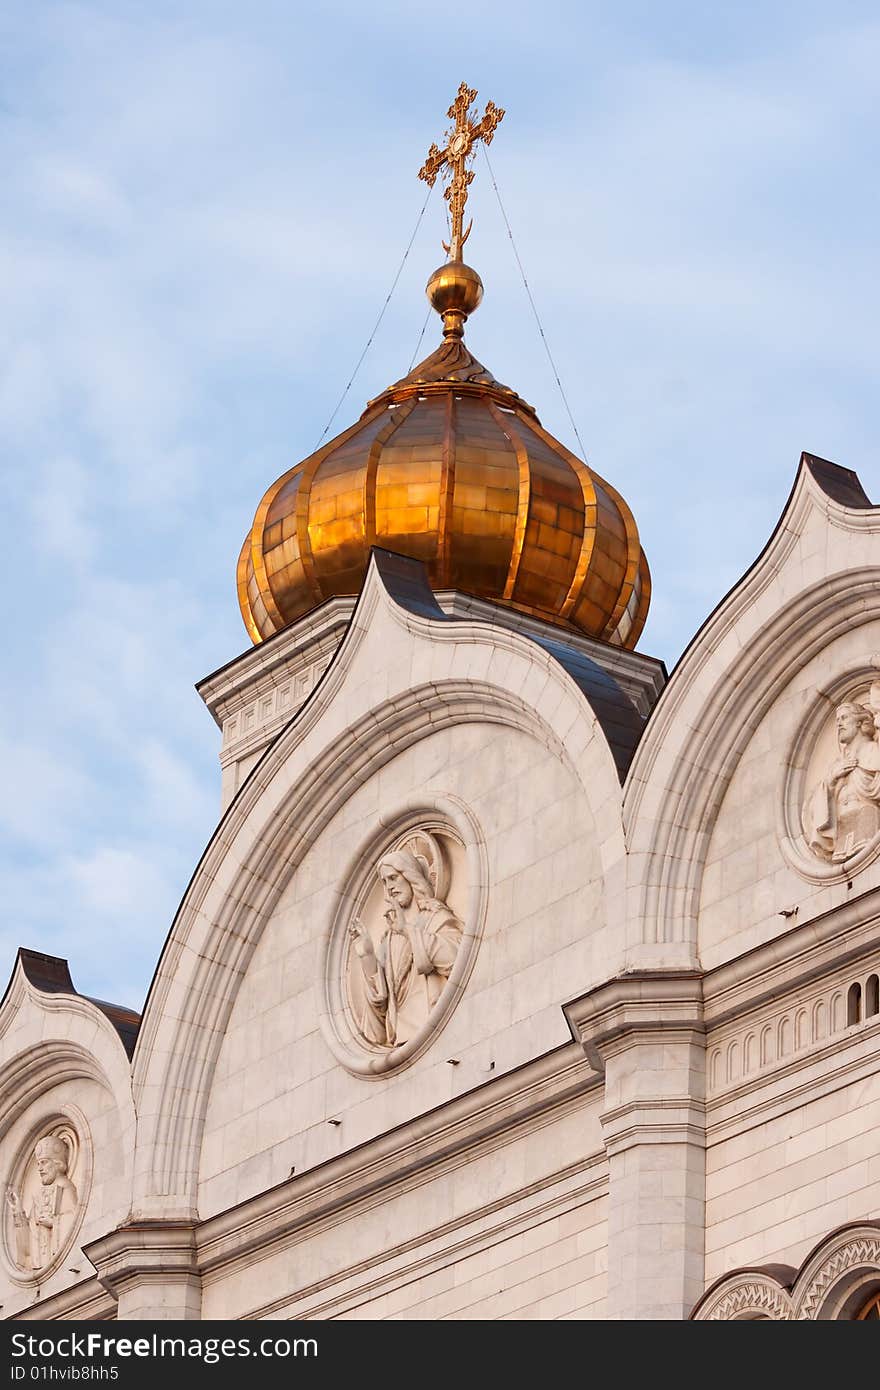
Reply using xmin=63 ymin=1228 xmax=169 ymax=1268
xmin=2 ymin=453 xmax=879 ymax=1320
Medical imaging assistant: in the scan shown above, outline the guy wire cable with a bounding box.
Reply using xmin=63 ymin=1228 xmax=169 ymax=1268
xmin=408 ymin=196 xmax=456 ymax=372
xmin=407 ymin=304 xmax=433 ymax=373
xmin=315 ymin=183 xmax=434 ymax=449
xmin=482 ymin=145 xmax=589 ymax=462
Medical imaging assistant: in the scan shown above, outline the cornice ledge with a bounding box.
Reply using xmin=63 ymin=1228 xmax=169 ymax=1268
xmin=600 ymin=1100 xmax=706 ymax=1157
xmin=564 ymin=971 xmax=704 ymax=1073
xmin=10 ymin=1276 xmax=116 ymax=1323
xmin=196 ymin=1043 xmax=594 ymax=1274
xmin=703 ymin=883 xmax=880 ymax=1026
xmin=196 ymin=598 xmax=355 ymax=721
xmin=84 ymin=1222 xmax=199 ymax=1301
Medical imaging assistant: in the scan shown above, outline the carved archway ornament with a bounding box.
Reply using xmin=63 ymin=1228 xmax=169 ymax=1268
xmin=691 ymin=1223 xmax=880 ymax=1319
xmin=792 ymin=1224 xmax=880 ymax=1320
xmin=319 ymin=794 xmax=488 ymax=1076
xmin=691 ymin=1270 xmax=793 ymax=1321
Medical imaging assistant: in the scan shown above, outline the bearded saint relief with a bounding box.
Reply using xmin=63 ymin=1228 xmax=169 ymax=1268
xmin=803 ymin=700 xmax=880 ymax=864
xmin=5 ymin=1134 xmax=79 ymax=1274
xmin=348 ymin=838 xmax=464 ymax=1049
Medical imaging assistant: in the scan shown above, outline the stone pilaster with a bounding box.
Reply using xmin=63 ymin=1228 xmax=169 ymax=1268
xmin=565 ymin=973 xmax=706 ymax=1319
xmin=84 ymin=1223 xmax=201 ymax=1320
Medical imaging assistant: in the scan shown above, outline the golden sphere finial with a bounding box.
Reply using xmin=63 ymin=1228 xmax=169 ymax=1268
xmin=426 ymin=260 xmax=484 ymax=338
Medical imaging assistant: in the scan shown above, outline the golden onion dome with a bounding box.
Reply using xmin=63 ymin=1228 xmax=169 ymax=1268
xmin=238 ymin=259 xmax=650 ymax=649
xmin=239 ymin=82 xmax=650 ymax=650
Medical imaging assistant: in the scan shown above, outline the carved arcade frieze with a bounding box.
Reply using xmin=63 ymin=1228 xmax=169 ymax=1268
xmin=707 ymin=958 xmax=879 ymax=1097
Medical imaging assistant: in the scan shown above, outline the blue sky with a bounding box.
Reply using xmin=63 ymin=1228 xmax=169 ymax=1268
xmin=3 ymin=1 xmax=880 ymax=1007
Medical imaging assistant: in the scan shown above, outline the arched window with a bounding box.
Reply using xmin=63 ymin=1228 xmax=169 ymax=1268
xmin=857 ymin=1291 xmax=880 ymax=1320
xmin=866 ymin=974 xmax=879 ymax=1019
xmin=847 ymin=982 xmax=862 ymax=1027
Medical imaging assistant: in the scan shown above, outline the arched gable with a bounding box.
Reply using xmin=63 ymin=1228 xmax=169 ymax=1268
xmin=0 ymin=951 xmax=137 ymax=1316
xmin=133 ymin=552 xmax=636 ymax=1217
xmin=624 ymin=454 xmax=880 ymax=966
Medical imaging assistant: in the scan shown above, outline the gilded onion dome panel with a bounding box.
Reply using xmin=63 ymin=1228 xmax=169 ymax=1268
xmin=238 ymin=461 xmax=311 ymax=636
xmin=612 ymin=550 xmax=651 ymax=649
xmin=573 ymin=479 xmax=630 ymax=636
xmin=501 ymin=411 xmax=588 ymax=616
xmin=259 ymin=464 xmax=312 ymax=623
xmin=592 ymin=475 xmax=645 ymax=643
xmin=306 ymin=410 xmax=391 ymax=594
xmin=238 ymin=535 xmax=264 ymax=645
xmin=373 ymin=395 xmax=447 ymax=567
xmin=446 ymin=396 xmax=521 ymax=595
xmin=237 ymin=379 xmax=652 ymax=647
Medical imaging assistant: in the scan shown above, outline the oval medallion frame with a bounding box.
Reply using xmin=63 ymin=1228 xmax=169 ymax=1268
xmin=778 ymin=662 xmax=880 ymax=885
xmin=318 ymin=794 xmax=488 ymax=1077
xmin=2 ymin=1105 xmax=92 ymax=1287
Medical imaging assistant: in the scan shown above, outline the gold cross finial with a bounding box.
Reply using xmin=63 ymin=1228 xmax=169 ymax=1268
xmin=419 ymin=82 xmax=504 ymax=262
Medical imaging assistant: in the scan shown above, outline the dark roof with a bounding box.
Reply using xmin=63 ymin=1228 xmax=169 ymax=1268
xmin=12 ymin=948 xmax=141 ymax=1059
xmin=802 ymin=452 xmax=872 ymax=508
xmin=371 ymin=548 xmax=648 ymax=782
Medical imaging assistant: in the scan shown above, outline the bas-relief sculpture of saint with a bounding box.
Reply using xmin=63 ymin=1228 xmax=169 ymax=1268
xmin=803 ymin=701 xmax=880 ymax=863
xmin=349 ymin=847 xmax=463 ymax=1048
xmin=5 ymin=1135 xmax=79 ymax=1274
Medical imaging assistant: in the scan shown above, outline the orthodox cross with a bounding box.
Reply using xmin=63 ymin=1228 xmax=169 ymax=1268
xmin=418 ymin=82 xmax=505 ymax=261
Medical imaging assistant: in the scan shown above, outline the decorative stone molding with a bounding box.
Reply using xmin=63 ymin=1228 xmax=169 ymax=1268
xmin=565 ymin=972 xmax=707 ymax=1166
xmin=85 ymin=1222 xmax=201 ymax=1321
xmin=219 ymin=657 xmax=332 ymax=752
xmin=566 ymin=972 xmax=707 ymax=1319
xmin=565 ymin=971 xmax=705 ymax=1075
xmin=691 ymin=1223 xmax=880 ymax=1319
xmin=11 ymin=1277 xmax=115 ymax=1322
xmin=319 ymin=795 xmax=487 ymax=1075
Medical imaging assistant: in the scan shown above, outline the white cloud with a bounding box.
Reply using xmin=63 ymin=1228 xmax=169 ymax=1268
xmin=28 ymin=455 xmax=97 ymax=567
xmin=4 ymin=1 xmax=880 ymax=1001
xmin=64 ymin=844 xmax=169 ymax=921
xmin=136 ymin=738 xmax=217 ymax=837
xmin=0 ymin=736 xmax=91 ymax=849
